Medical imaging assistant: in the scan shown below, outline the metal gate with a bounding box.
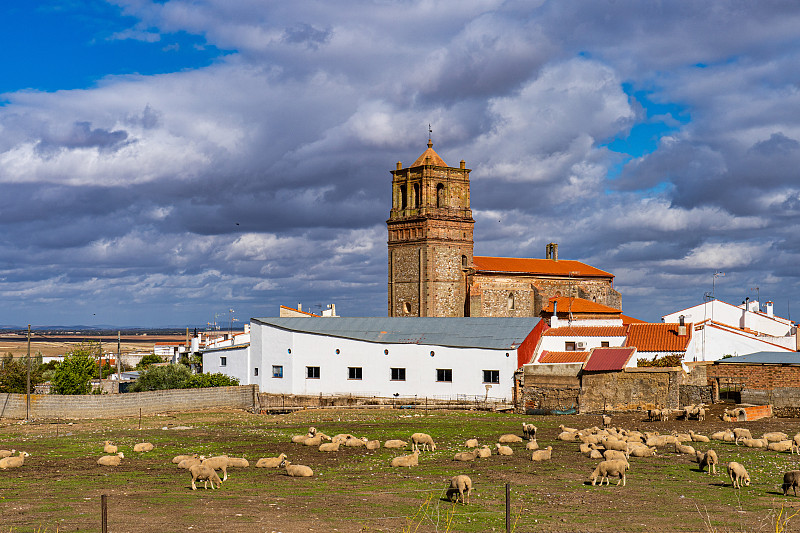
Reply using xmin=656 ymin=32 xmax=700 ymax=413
xmin=718 ymin=377 xmax=745 ymax=403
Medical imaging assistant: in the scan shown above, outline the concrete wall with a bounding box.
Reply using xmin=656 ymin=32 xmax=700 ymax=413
xmin=0 ymin=385 xmax=258 ymax=420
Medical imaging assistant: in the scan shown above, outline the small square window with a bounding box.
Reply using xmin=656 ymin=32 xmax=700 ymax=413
xmin=391 ymin=367 xmax=406 ymax=381
xmin=436 ymin=368 xmax=452 ymax=382
xmin=220 ymin=356 xmax=227 ymax=366
xmin=565 ymin=342 xmax=576 ymax=351
xmin=348 ymin=367 xmax=362 ymax=380
xmin=254 ymin=367 xmax=259 ymax=376
xmin=483 ymin=370 xmax=499 ymax=384
xmin=272 ymin=365 xmax=283 ymax=378
xmin=601 ymin=341 xmax=610 ymax=348
xmin=306 ymin=366 xmax=320 ymax=379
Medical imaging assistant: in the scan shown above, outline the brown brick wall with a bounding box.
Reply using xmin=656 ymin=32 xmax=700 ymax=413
xmin=0 ymin=385 xmax=258 ymax=420
xmin=706 ymin=363 xmax=800 ymax=390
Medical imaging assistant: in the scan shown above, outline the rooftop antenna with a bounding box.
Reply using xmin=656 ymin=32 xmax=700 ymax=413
xmin=750 ymin=287 xmax=760 ymax=310
xmin=428 ymin=124 xmax=432 ymax=143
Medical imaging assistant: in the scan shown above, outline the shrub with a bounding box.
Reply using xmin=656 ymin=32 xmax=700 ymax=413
xmin=131 ymin=364 xmax=191 ymax=392
xmin=186 ymin=372 xmax=239 ymax=388
xmin=0 ymin=353 xmax=46 ymax=393
xmin=637 ymin=354 xmax=683 ymax=368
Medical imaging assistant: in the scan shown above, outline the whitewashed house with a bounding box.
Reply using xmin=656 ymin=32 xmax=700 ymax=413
xmin=202 ymin=317 xmax=546 ymax=401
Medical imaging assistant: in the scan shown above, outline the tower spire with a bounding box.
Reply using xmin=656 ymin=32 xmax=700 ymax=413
xmin=428 ymin=124 xmax=432 ymax=148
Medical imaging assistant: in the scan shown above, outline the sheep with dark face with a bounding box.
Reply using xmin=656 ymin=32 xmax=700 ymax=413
xmin=446 ymin=475 xmax=472 ymax=504
xmin=522 ymin=423 xmax=537 ymax=440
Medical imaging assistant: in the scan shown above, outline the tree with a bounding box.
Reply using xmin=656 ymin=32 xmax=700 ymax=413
xmin=131 ymin=364 xmax=191 ymax=392
xmin=0 ymin=353 xmax=45 ymax=393
xmin=51 ymin=351 xmax=96 ymax=395
xmin=136 ymin=353 xmax=164 ymax=370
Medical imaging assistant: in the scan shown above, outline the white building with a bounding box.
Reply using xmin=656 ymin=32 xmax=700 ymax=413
xmin=202 ymin=317 xmax=546 ymax=401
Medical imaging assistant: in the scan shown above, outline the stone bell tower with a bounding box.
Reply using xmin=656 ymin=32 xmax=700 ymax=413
xmin=387 ymin=140 xmax=474 ymax=317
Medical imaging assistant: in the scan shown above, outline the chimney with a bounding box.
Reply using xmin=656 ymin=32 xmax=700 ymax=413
xmin=298 ymin=303 xmax=302 ymax=312
xmin=766 ymin=301 xmax=774 ymax=317
xmin=678 ymin=315 xmax=687 ymax=337
xmin=550 ymin=300 xmax=559 ymax=328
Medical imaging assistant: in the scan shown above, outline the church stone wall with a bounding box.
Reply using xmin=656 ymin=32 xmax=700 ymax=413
xmin=388 ymin=247 xmax=420 ymax=316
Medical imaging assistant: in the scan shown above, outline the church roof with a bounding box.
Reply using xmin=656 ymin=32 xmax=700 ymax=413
xmin=542 ymin=297 xmax=621 ymax=315
xmin=411 ymin=141 xmax=448 ymax=167
xmin=472 ymin=256 xmax=613 ymax=278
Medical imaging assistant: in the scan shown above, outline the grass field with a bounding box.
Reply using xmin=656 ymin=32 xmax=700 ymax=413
xmin=2 ymin=407 xmax=800 ymax=532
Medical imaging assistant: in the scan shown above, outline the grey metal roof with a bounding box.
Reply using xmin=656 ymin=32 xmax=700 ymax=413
xmin=251 ymin=317 xmax=541 ymax=349
xmin=714 ymin=351 xmax=800 ymax=365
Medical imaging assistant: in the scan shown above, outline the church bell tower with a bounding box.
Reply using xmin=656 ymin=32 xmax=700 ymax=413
xmin=387 ymin=140 xmax=474 ymax=317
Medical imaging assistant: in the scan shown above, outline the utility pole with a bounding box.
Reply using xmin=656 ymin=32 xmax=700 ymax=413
xmin=26 ymin=324 xmax=31 ymax=421
xmin=116 ymin=331 xmax=121 ymax=390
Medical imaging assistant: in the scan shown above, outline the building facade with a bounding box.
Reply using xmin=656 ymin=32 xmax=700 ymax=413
xmin=387 ymin=141 xmax=621 ymax=318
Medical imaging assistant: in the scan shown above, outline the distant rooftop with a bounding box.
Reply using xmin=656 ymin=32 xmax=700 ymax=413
xmin=713 ymin=352 xmax=800 ymax=365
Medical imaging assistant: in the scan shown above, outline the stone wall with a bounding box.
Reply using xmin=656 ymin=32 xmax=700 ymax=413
xmin=0 ymin=385 xmax=258 ymax=420
xmin=578 ymin=368 xmax=681 ymax=413
xmin=521 ymin=363 xmax=582 ymax=413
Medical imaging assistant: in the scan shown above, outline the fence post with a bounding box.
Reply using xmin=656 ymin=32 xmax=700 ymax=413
xmin=505 ymin=483 xmax=511 ymax=533
xmin=101 ymin=494 xmax=108 ymax=533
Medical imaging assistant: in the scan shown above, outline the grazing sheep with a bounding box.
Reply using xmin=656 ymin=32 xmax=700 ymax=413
xmin=737 ymin=437 xmax=768 ymax=449
xmin=202 ymin=456 xmax=230 ymax=481
xmin=390 ymin=450 xmax=420 ymax=467
xmin=629 ymin=446 xmax=656 ymax=458
xmin=647 ymin=409 xmax=661 ymax=422
xmin=319 ymin=442 xmax=340 ymax=452
xmin=411 ymin=433 xmax=436 ymax=452
xmin=96 ymin=452 xmax=123 ymax=467
xmin=446 ymin=475 xmax=472 ymax=504
xmin=590 ymin=459 xmax=629 ymax=486
xmin=675 ymin=442 xmax=696 ymax=455
xmin=177 ymin=456 xmax=204 ymax=470
xmin=0 ymin=449 xmax=15 ymax=459
xmin=280 ymin=459 xmax=313 ymax=477
xmin=522 ymin=423 xmax=537 ymax=440
xmin=384 ymin=439 xmax=407 ymax=449
xmin=697 ymin=408 xmax=706 ymax=421
xmin=133 ymin=442 xmax=154 ymax=453
xmin=763 ymin=432 xmax=789 ymax=443
xmin=498 ymin=434 xmax=523 ymax=444
xmin=525 ymin=439 xmax=540 ymax=451
xmin=602 ymin=438 xmax=628 ymax=452
xmin=733 ymin=428 xmax=752 ymax=442
xmin=696 ymin=450 xmax=719 ymax=475
xmin=0 ymin=451 xmax=29 ymax=469
xmin=602 ymin=415 xmax=611 ymax=428
xmin=190 ymin=464 xmax=222 ymax=490
xmin=172 ymin=454 xmax=197 ymax=464
xmin=782 ymin=471 xmax=800 ymax=496
xmin=227 ymin=457 xmax=249 ymax=468
xmin=495 ymin=444 xmax=513 ymax=456
xmin=454 ymin=450 xmax=478 ymax=462
xmin=689 ymin=431 xmax=710 ymax=443
xmin=255 ymin=453 xmax=287 ymax=468
xmin=768 ymin=440 xmax=794 ymax=453
xmin=530 ymin=446 xmax=552 ymax=462
xmin=476 ymin=446 xmax=492 ymax=458
xmin=603 ymin=450 xmax=627 ymax=462
xmin=103 ymin=441 xmax=117 ymax=454
xmin=727 ymin=462 xmax=750 ymax=489
xmin=465 ymin=439 xmax=479 ymax=448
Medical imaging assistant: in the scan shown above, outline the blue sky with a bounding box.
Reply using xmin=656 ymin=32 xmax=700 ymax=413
xmin=1 ymin=1 xmax=800 ymax=327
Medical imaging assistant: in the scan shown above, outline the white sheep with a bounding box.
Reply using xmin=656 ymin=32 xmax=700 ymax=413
xmin=733 ymin=428 xmax=752 ymax=442
xmin=280 ymin=459 xmax=313 ymax=477
xmin=628 ymin=446 xmax=656 ymax=458
xmin=689 ymin=431 xmax=710 ymax=443
xmin=332 ymin=433 xmax=355 ymax=444
xmin=763 ymin=432 xmax=789 ymax=443
xmin=696 ymin=449 xmax=718 ymax=475
xmin=177 ymin=456 xmax=204 ymax=470
xmin=446 ymin=475 xmax=472 ymax=504
xmin=710 ymin=430 xmax=734 ymax=442
xmin=384 ymin=439 xmax=407 ymax=449
xmin=602 ymin=415 xmax=611 ymax=428
xmin=465 ymin=439 xmax=479 ymax=448
xmin=318 ymin=442 xmax=340 ymax=452
xmin=344 ymin=436 xmax=366 ymax=447
xmin=674 ymin=442 xmax=696 ymax=455
xmin=603 ymin=450 xmax=627 ymax=462
xmin=498 ymin=434 xmax=523 ymax=444
xmin=133 ymin=442 xmax=154 ymax=453
xmin=103 ymin=441 xmax=117 ymax=454
xmin=291 ymin=434 xmax=309 ymax=444
xmin=530 ymin=446 xmax=552 ymax=462
xmin=96 ymin=452 xmax=123 ymax=467
xmin=768 ymin=440 xmax=794 ymax=453
xmin=590 ymin=459 xmax=629 ymax=486
xmin=172 ymin=454 xmax=197 ymax=464
xmin=476 ymin=446 xmax=492 ymax=458
xmin=365 ymin=439 xmax=381 ymax=450
xmin=390 ymin=450 xmax=420 ymax=467
xmin=227 ymin=457 xmax=249 ymax=468
xmin=495 ymin=444 xmax=513 ymax=456
xmin=411 ymin=433 xmax=436 ymax=452
xmin=0 ymin=449 xmax=15 ymax=459
xmin=307 ymin=426 xmax=317 ymax=437
xmin=202 ymin=456 xmax=230 ymax=481
xmin=0 ymin=451 xmax=29 ymax=469
xmin=190 ymin=464 xmax=222 ymax=490
xmin=454 ymin=450 xmax=478 ymax=462
xmin=256 ymin=453 xmax=287 ymax=467
xmin=737 ymin=437 xmax=767 ymax=449
xmin=522 ymin=423 xmax=537 ymax=440
xmin=727 ymin=461 xmax=750 ymax=489
xmin=525 ymin=439 xmax=540 ymax=451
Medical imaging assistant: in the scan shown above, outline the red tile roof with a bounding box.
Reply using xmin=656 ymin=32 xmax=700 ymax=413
xmin=472 ymin=256 xmax=613 ymax=278
xmin=411 ymin=141 xmax=447 ymax=167
xmin=542 ymin=297 xmax=621 ymax=315
xmin=543 ymin=326 xmax=627 ymax=337
xmin=625 ymin=323 xmax=692 ymax=352
xmin=538 ymin=350 xmax=589 ymax=363
xmin=621 ymin=314 xmax=646 ymax=325
xmin=583 ymin=347 xmax=637 ymax=371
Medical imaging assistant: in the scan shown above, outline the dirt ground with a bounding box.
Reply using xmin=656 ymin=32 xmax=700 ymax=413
xmin=2 ymin=405 xmax=800 ymax=532
xmin=0 ymin=333 xmax=186 ymax=358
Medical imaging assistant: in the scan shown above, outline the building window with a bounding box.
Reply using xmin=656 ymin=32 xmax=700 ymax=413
xmin=254 ymin=367 xmax=259 ymax=376
xmin=403 ymin=302 xmax=411 ymax=314
xmin=508 ymin=293 xmax=515 ymax=310
xmin=413 ymin=183 xmax=420 ymax=207
xmin=272 ymin=365 xmax=283 ymax=378
xmin=384 ymin=349 xmax=389 ymax=355
xmin=400 ymin=184 xmax=407 ymax=209
xmin=306 ymin=366 xmax=320 ymax=379
xmin=483 ymin=370 xmax=500 ymax=384
xmin=220 ymin=356 xmax=227 ymax=366
xmin=391 ymin=367 xmax=406 ymax=381
xmin=565 ymin=342 xmax=576 ymax=351
xmin=335 ymin=348 xmax=340 ymax=355
xmin=348 ymin=367 xmax=363 ymax=380
xmin=436 ymin=368 xmax=453 ymax=382
xmin=436 ymin=183 xmax=444 ymax=208
xmin=601 ymin=341 xmax=610 ymax=348
xmin=462 ymin=255 xmax=468 ymax=269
